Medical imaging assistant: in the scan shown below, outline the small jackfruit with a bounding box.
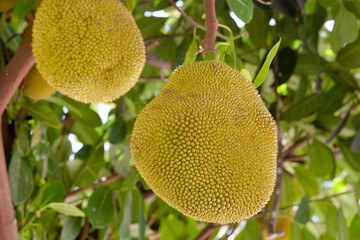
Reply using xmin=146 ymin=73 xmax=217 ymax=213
xmin=131 ymin=61 xmax=277 ymax=223
xmin=32 ymin=0 xmax=145 ymax=103
xmin=23 ymin=66 xmax=56 ymax=100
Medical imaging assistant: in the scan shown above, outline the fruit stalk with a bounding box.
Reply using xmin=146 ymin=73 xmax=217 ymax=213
xmin=201 ymin=0 xmax=219 ymax=58
xmin=0 ymin=38 xmax=34 ymax=240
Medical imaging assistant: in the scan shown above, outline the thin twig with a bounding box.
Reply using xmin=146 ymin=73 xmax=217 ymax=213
xmin=280 ymin=189 xmax=355 ymax=210
xmin=255 ymin=0 xmax=273 ymax=5
xmin=326 ymin=102 xmax=359 ymax=143
xmin=259 ymin=208 xmax=268 ymax=240
xmin=267 ymin=12 xmax=283 ymax=237
xmin=168 ymin=0 xmax=201 ymax=28
xmin=65 ymin=174 xmax=122 ymax=199
xmin=146 ymin=52 xmax=172 ymax=70
xmin=195 ymin=223 xmax=219 ymax=240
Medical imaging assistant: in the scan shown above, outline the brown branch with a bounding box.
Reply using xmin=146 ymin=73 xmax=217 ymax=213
xmin=255 ymin=0 xmax=273 ymax=5
xmin=65 ymin=174 xmax=122 ymax=199
xmin=267 ymin=12 xmax=283 ymax=237
xmin=146 ymin=52 xmax=172 ymax=70
xmin=0 ymin=38 xmax=34 ymax=114
xmin=200 ymin=0 xmax=219 ymax=58
xmin=284 ymin=155 xmax=307 ymax=163
xmin=0 ymin=38 xmax=34 ymax=240
xmin=0 ymin=118 xmax=18 ymax=240
xmin=195 ymin=223 xmax=219 ymax=240
xmin=326 ymin=102 xmax=359 ymax=143
xmin=168 ymin=0 xmax=201 ymax=28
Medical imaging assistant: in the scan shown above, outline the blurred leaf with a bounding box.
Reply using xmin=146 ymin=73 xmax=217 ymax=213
xmin=319 ymin=0 xmax=338 ymax=8
xmin=226 ymin=0 xmax=253 ymax=23
xmin=253 ymin=39 xmax=281 ymax=88
xmin=87 ymin=186 xmax=114 ymax=228
xmin=10 ymin=0 xmax=35 ymax=26
xmin=51 ymin=135 xmax=71 ymax=163
xmin=160 ymin=215 xmax=186 ymax=239
xmin=109 ymin=117 xmax=127 ymax=144
xmin=282 ymin=94 xmax=322 ymax=121
xmin=0 ymin=14 xmax=20 ymax=51
xmin=338 ymin=138 xmax=360 ymax=171
xmin=294 ymin=165 xmax=319 ymax=197
xmin=26 ymin=101 xmax=61 ymax=129
xmin=46 ymin=96 xmax=82 ymax=118
xmin=0 ymin=0 xmax=19 ymax=12
xmin=295 ymin=196 xmax=310 ymax=224
xmin=184 ymin=28 xmax=198 ymax=64
xmin=16 ymin=123 xmax=30 ymax=156
xmin=330 ymin=5 xmax=358 ymax=53
xmin=318 ymin=85 xmax=347 ymax=114
xmin=246 ymin=6 xmax=270 ymax=49
xmin=351 ymin=131 xmax=360 ymax=153
xmin=136 ymin=17 xmax=166 ymax=38
xmin=349 ymin=214 xmax=360 ymax=240
xmin=309 ymin=139 xmax=335 ymax=179
xmin=120 ymin=191 xmax=133 ymax=240
xmin=45 ymin=202 xmax=85 ymax=217
xmin=125 ymin=0 xmax=136 ymax=11
xmin=9 ymin=152 xmax=34 ymax=205
xmin=337 ymin=33 xmax=360 ymax=68
xmin=272 ymin=0 xmax=298 ymax=16
xmin=60 ymin=216 xmax=81 ymax=240
xmin=136 ymin=191 xmax=146 ymax=240
xmin=36 ymin=180 xmax=66 ymax=208
xmin=278 ymin=47 xmax=297 ymax=84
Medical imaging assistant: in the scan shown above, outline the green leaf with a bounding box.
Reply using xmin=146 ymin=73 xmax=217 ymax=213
xmin=46 ymin=96 xmax=82 ymax=118
xmin=45 ymin=202 xmax=85 ymax=217
xmin=246 ymin=6 xmax=270 ymax=49
xmin=87 ymin=186 xmax=114 ymax=228
xmin=349 ymin=214 xmax=360 ymax=240
xmin=11 ymin=0 xmax=35 ymax=26
xmin=109 ymin=117 xmax=127 ymax=144
xmin=137 ymin=193 xmax=146 ymax=240
xmin=337 ymin=33 xmax=360 ymax=68
xmin=26 ymin=101 xmax=61 ymax=129
xmin=184 ymin=28 xmax=198 ymax=64
xmin=253 ymin=39 xmax=281 ymax=88
xmin=60 ymin=216 xmax=82 ymax=240
xmin=160 ymin=215 xmax=186 ymax=239
xmin=226 ymin=0 xmax=253 ymax=23
xmin=295 ymin=196 xmax=310 ymax=224
xmin=282 ymin=94 xmax=322 ymax=121
xmin=338 ymin=138 xmax=360 ymax=171
xmin=9 ymin=152 xmax=34 ymax=205
xmin=120 ymin=191 xmax=133 ymax=240
xmin=308 ymin=139 xmax=335 ymax=179
xmin=330 ymin=5 xmax=358 ymax=53
xmin=319 ymin=0 xmax=338 ymax=8
xmin=125 ymin=0 xmax=136 ymax=11
xmin=294 ymin=165 xmax=319 ymax=197
xmin=37 ymin=180 xmax=66 ymax=207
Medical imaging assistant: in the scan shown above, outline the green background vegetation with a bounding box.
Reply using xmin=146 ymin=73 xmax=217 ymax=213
xmin=1 ymin=0 xmax=360 ymax=239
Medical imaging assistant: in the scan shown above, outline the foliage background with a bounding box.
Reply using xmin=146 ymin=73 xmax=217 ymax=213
xmin=1 ymin=0 xmax=360 ymax=239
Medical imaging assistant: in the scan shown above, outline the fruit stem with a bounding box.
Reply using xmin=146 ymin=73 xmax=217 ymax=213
xmin=200 ymin=0 xmax=220 ymax=59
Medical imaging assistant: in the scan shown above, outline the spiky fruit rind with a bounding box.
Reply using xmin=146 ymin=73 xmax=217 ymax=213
xmin=131 ymin=61 xmax=277 ymax=223
xmin=23 ymin=66 xmax=56 ymax=100
xmin=32 ymin=0 xmax=145 ymax=103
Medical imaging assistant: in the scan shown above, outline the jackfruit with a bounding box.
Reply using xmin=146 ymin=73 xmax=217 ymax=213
xmin=131 ymin=61 xmax=277 ymax=223
xmin=0 ymin=0 xmax=18 ymax=12
xmin=32 ymin=0 xmax=145 ymax=103
xmin=23 ymin=66 xmax=56 ymax=100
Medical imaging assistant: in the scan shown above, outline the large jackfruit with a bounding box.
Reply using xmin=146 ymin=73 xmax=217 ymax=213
xmin=131 ymin=61 xmax=277 ymax=223
xmin=32 ymin=0 xmax=145 ymax=103
xmin=23 ymin=66 xmax=56 ymax=100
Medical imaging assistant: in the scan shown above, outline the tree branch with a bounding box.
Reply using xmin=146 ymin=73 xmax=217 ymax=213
xmin=200 ymin=0 xmax=219 ymax=58
xmin=167 ymin=0 xmax=201 ymax=28
xmin=326 ymin=102 xmax=359 ymax=143
xmin=146 ymin=52 xmax=172 ymax=70
xmin=0 ymin=38 xmax=34 ymax=240
xmin=0 ymin=38 xmax=34 ymax=114
xmin=0 ymin=118 xmax=18 ymax=240
xmin=267 ymin=12 xmax=283 ymax=237
xmin=195 ymin=223 xmax=219 ymax=240
xmin=65 ymin=174 xmax=122 ymax=199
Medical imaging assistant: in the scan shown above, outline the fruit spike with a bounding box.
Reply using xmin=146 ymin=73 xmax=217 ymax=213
xmin=131 ymin=60 xmax=277 ymax=223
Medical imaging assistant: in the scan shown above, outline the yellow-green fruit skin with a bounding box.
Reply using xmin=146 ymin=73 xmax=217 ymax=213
xmin=131 ymin=61 xmax=277 ymax=223
xmin=23 ymin=66 xmax=56 ymax=100
xmin=32 ymin=0 xmax=145 ymax=104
